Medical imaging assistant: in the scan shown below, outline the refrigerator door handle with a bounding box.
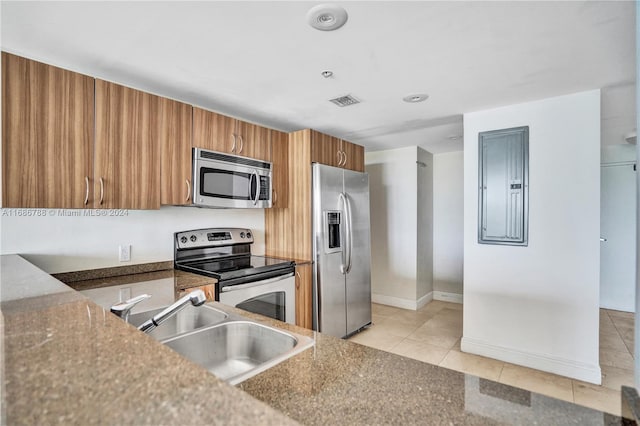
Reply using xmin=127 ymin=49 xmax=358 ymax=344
xmin=345 ymin=193 xmax=354 ymax=273
xmin=339 ymin=192 xmax=353 ymax=274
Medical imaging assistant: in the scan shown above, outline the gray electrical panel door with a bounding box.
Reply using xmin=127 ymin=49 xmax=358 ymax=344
xmin=478 ymin=126 xmax=528 ymax=246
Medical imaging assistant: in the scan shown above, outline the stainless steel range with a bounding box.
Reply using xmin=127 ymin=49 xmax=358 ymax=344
xmin=174 ymin=228 xmax=296 ymax=324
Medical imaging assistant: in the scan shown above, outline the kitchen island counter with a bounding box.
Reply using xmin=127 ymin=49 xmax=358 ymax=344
xmin=0 ymin=255 xmax=295 ymax=426
xmin=1 ymin=255 xmax=623 ymax=425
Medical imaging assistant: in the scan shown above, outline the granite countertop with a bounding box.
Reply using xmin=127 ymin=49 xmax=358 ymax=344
xmin=0 ymin=255 xmax=625 ymax=425
xmin=0 ymin=255 xmax=295 ymax=426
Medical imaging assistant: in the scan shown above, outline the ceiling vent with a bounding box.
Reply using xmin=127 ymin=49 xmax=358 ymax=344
xmin=329 ymin=94 xmax=360 ymax=107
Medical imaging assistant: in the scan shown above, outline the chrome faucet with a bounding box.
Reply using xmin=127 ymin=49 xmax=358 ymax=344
xmin=110 ymin=294 xmax=152 ymax=322
xmin=137 ymin=290 xmax=207 ymax=333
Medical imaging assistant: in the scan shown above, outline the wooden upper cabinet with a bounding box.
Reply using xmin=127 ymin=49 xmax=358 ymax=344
xmin=270 ymin=129 xmax=288 ymax=208
xmin=193 ymin=107 xmax=271 ymax=161
xmin=341 ymin=139 xmax=365 ymax=172
xmin=238 ymin=121 xmax=271 ymax=161
xmin=95 ymin=80 xmax=160 ymax=209
xmin=192 ymin=107 xmax=236 ymax=154
xmin=2 ymin=52 xmax=94 ymax=208
xmin=311 ymin=130 xmax=342 ymax=167
xmin=159 ymin=98 xmax=192 ymax=205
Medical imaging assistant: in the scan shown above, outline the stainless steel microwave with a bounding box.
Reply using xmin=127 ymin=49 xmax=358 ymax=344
xmin=192 ymin=148 xmax=272 ymax=208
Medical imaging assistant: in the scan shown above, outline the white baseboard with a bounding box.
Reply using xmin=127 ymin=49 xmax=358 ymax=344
xmin=433 ymin=291 xmax=463 ymax=304
xmin=461 ymin=336 xmax=602 ymax=384
xmin=372 ymin=291 xmax=433 ymax=311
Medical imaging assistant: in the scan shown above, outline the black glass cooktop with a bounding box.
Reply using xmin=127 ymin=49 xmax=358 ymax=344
xmin=178 ymin=255 xmax=294 ymax=282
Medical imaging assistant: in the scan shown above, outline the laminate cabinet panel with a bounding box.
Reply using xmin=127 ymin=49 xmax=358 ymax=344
xmin=95 ymin=80 xmax=160 ymax=209
xmin=2 ymin=52 xmax=94 ymax=208
xmin=270 ymin=129 xmax=289 ymax=208
xmin=160 ymin=98 xmax=192 ymax=205
xmin=342 ymin=140 xmax=365 ymax=172
xmin=295 ymin=264 xmax=313 ymax=329
xmin=265 ymin=129 xmax=312 ymax=261
xmin=310 ymin=130 xmax=341 ymax=167
xmin=237 ymin=121 xmax=271 ymax=161
xmin=192 ymin=107 xmax=236 ymax=154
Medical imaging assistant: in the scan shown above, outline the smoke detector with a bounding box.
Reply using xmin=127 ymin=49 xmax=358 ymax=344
xmin=307 ymin=4 xmax=348 ymax=31
xmin=329 ymin=94 xmax=360 ymax=107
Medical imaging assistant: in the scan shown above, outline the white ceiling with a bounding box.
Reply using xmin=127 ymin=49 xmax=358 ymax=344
xmin=1 ymin=1 xmax=636 ymax=154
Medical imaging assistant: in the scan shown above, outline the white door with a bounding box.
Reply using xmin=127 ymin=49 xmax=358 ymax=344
xmin=600 ymin=162 xmax=636 ymax=312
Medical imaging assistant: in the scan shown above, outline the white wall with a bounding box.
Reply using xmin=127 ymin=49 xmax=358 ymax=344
xmin=433 ymin=151 xmax=464 ymax=301
xmin=366 ymin=146 xmax=433 ymax=310
xmin=0 ymin=206 xmax=265 ymax=273
xmin=366 ymin=147 xmax=418 ymax=304
xmin=416 ymin=147 xmax=433 ymax=300
xmin=462 ymin=90 xmax=602 ymax=384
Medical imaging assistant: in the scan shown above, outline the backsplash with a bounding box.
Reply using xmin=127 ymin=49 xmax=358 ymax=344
xmin=0 ymin=206 xmax=265 ymax=273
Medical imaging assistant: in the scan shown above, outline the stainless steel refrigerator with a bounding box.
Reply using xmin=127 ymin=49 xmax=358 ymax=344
xmin=312 ymin=163 xmax=372 ymax=338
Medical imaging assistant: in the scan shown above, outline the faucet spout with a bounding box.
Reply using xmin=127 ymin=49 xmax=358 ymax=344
xmin=110 ymin=294 xmax=152 ymax=323
xmin=138 ymin=290 xmax=207 ymax=333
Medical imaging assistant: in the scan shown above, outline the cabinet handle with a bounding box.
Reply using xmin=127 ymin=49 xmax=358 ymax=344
xmin=272 ymin=189 xmax=277 ymax=205
xmin=84 ymin=176 xmax=89 ymax=205
xmin=231 ymin=134 xmax=237 ymax=153
xmin=185 ymin=179 xmax=191 ymax=202
xmin=343 ymin=150 xmax=348 ymax=167
xmin=99 ymin=177 xmax=104 ymax=205
xmin=238 ymin=135 xmax=244 ymax=154
xmin=338 ymin=151 xmax=346 ymax=166
xmin=296 ymin=271 xmax=301 ymax=289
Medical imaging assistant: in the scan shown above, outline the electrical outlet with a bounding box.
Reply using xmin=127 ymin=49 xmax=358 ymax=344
xmin=119 ymin=245 xmax=131 ymax=262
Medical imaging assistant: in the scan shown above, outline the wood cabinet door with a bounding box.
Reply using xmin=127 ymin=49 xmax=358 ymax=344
xmin=236 ymin=121 xmax=271 ymax=161
xmin=341 ymin=140 xmax=365 ymax=172
xmin=310 ymin=130 xmax=341 ymax=167
xmin=295 ymin=264 xmax=313 ymax=329
xmin=159 ymin=98 xmax=192 ymax=205
xmin=192 ymin=108 xmax=237 ymax=154
xmin=2 ymin=52 xmax=94 ymax=208
xmin=177 ymin=284 xmax=215 ymax=302
xmin=95 ymin=80 xmax=160 ymax=209
xmin=270 ymin=129 xmax=288 ymax=208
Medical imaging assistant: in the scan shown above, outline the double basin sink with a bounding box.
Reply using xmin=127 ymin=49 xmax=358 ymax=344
xmin=127 ymin=304 xmax=315 ymax=385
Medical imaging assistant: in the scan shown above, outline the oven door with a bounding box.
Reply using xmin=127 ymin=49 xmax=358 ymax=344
xmin=218 ymin=273 xmax=295 ymax=324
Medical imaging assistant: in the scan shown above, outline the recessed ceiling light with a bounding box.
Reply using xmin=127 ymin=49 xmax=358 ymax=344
xmin=307 ymin=4 xmax=348 ymax=31
xmin=403 ymin=94 xmax=429 ymax=103
xmin=321 ymin=70 xmax=334 ymax=78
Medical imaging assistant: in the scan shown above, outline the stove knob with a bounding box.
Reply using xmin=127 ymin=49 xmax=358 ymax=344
xmin=190 ymin=235 xmax=197 ymax=242
xmin=246 ymin=232 xmax=252 ymax=239
xmin=180 ymin=236 xmax=188 ymax=244
xmin=240 ymin=232 xmax=245 ymax=238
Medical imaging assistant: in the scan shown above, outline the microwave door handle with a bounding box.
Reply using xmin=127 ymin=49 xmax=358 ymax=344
xmin=252 ymin=169 xmax=260 ymax=205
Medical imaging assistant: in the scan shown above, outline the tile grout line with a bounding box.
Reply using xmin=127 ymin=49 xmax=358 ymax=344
xmin=606 ymin=309 xmax=634 ymax=356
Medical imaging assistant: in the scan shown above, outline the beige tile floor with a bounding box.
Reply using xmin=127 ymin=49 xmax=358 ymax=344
xmin=348 ymin=300 xmax=635 ymax=416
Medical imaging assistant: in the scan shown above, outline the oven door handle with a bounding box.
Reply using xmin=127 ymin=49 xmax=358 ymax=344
xmin=220 ymin=272 xmax=294 ymax=292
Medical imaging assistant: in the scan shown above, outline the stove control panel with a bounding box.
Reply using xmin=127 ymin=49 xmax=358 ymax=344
xmin=175 ymin=228 xmax=254 ymax=249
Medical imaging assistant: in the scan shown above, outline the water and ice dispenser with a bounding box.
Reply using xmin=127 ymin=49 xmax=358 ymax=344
xmin=326 ymin=211 xmax=342 ymax=253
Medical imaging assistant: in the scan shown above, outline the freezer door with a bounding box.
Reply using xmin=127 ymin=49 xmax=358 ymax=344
xmin=343 ymin=169 xmax=372 ymax=335
xmin=313 ymin=164 xmax=348 ymax=337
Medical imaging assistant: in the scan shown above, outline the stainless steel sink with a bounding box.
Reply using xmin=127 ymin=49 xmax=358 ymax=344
xmin=161 ymin=320 xmax=315 ymax=385
xmin=127 ymin=304 xmax=228 ymax=340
